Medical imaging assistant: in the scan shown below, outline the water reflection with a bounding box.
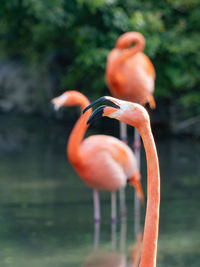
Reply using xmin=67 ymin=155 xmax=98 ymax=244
xmin=83 ymin=219 xmax=142 ymax=267
xmin=83 ymin=221 xmax=126 ymax=267
xmin=83 ymin=251 xmax=126 ymax=267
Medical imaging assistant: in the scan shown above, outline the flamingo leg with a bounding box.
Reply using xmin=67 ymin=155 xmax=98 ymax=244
xmin=119 ymin=188 xmax=126 ymax=218
xmin=120 ymin=217 xmax=127 ymax=253
xmin=93 ymin=189 xmax=101 ymax=222
xmin=120 ymin=121 xmax=127 ymax=144
xmin=111 ymin=191 xmax=117 ymax=223
xmin=111 ymin=219 xmax=117 ymax=250
xmin=133 ymin=128 xmax=141 ymax=235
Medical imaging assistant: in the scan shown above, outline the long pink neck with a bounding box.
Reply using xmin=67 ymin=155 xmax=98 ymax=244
xmin=67 ymin=96 xmax=91 ymax=166
xmin=138 ymin=123 xmax=160 ymax=267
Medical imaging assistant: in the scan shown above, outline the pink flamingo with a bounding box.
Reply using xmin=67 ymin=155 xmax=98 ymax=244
xmin=106 ymin=31 xmax=155 ymax=107
xmin=52 ymin=91 xmax=144 ymax=222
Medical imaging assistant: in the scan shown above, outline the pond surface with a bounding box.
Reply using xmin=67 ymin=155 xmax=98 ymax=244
xmin=0 ymin=114 xmax=200 ymax=267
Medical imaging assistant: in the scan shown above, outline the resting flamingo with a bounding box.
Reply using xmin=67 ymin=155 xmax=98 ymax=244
xmin=106 ymin=32 xmax=156 ymax=230
xmin=106 ymin=31 xmax=155 ymax=108
xmin=52 ymin=91 xmax=144 ymax=222
xmin=105 ymin=31 xmax=156 ymax=151
xmin=83 ymin=96 xmax=160 ymax=267
xmin=105 ymin=31 xmax=156 ymax=148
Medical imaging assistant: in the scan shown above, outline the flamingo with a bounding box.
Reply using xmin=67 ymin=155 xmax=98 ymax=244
xmin=105 ymin=31 xmax=156 ymax=148
xmin=83 ymin=96 xmax=160 ymax=267
xmin=51 ymin=91 xmax=144 ymax=222
xmin=106 ymin=31 xmax=156 ymax=108
xmin=106 ymin=32 xmax=156 ymax=231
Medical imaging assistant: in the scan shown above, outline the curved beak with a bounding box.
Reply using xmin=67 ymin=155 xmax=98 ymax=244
xmin=83 ymin=96 xmax=120 ymax=124
xmin=87 ymin=105 xmax=107 ymax=124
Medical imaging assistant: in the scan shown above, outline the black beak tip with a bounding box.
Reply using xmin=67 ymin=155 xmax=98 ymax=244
xmin=83 ymin=96 xmax=119 ymax=115
xmin=86 ymin=118 xmax=91 ymax=125
xmin=83 ymin=96 xmax=107 ymax=114
xmin=86 ymin=105 xmax=106 ymax=125
xmin=83 ymin=106 xmax=89 ymax=114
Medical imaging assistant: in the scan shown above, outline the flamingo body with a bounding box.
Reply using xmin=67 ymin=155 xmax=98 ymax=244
xmin=76 ymin=134 xmax=139 ymax=191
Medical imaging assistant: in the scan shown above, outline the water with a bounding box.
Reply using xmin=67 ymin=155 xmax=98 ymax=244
xmin=0 ymin=114 xmax=200 ymax=267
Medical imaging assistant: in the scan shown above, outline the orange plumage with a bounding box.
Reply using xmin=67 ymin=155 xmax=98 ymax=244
xmin=106 ymin=32 xmax=156 ymax=108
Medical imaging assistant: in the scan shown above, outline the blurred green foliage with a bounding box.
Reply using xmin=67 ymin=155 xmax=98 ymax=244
xmin=0 ymin=0 xmax=200 ymax=112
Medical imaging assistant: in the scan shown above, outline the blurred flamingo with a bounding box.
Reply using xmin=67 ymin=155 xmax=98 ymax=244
xmin=52 ymin=91 xmax=144 ymax=222
xmin=105 ymin=31 xmax=156 ymax=154
xmin=106 ymin=32 xmax=156 ymax=230
xmin=84 ymin=95 xmax=160 ymax=267
xmin=106 ymin=31 xmax=156 ymax=108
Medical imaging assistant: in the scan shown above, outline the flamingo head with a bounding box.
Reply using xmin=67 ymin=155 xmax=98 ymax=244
xmin=83 ymin=96 xmax=150 ymax=129
xmin=52 ymin=91 xmax=89 ymax=111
